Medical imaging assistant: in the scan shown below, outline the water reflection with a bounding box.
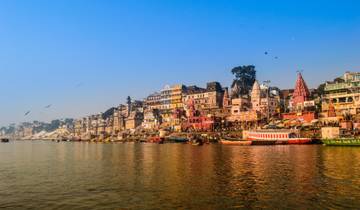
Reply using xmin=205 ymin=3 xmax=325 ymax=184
xmin=0 ymin=142 xmax=360 ymax=209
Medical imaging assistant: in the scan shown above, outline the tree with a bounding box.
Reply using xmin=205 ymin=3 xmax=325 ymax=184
xmin=317 ymin=83 xmax=326 ymax=97
xmin=231 ymin=65 xmax=256 ymax=97
xmin=334 ymin=77 xmax=345 ymax=83
xmin=126 ymin=96 xmax=131 ymax=105
xmin=102 ymin=107 xmax=116 ymax=119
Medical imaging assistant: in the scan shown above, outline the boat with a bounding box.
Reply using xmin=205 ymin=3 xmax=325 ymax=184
xmin=191 ymin=139 xmax=203 ymax=146
xmin=190 ymin=135 xmax=204 ymax=146
xmin=167 ymin=136 xmax=189 ymax=143
xmin=1 ymin=138 xmax=9 ymax=143
xmin=147 ymin=136 xmax=164 ymax=144
xmin=322 ymin=139 xmax=360 ymax=146
xmin=245 ymin=130 xmax=312 ymax=145
xmin=219 ymin=139 xmax=252 ymax=146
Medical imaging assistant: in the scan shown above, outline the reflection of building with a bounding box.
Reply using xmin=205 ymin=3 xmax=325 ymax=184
xmin=321 ymin=72 xmax=360 ymax=119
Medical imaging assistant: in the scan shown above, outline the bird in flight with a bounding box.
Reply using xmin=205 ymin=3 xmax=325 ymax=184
xmin=24 ymin=111 xmax=31 ymax=116
xmin=44 ymin=104 xmax=52 ymax=109
xmin=75 ymin=82 xmax=83 ymax=88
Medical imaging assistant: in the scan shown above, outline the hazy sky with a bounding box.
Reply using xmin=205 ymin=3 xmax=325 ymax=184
xmin=0 ymin=0 xmax=359 ymax=126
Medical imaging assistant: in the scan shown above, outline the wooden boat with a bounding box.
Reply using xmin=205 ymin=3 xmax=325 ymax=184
xmin=219 ymin=139 xmax=252 ymax=146
xmin=246 ymin=130 xmax=312 ymax=145
xmin=1 ymin=138 xmax=9 ymax=143
xmin=190 ymin=137 xmax=204 ymax=146
xmin=147 ymin=136 xmax=164 ymax=144
xmin=322 ymin=139 xmax=360 ymax=146
xmin=191 ymin=140 xmax=203 ymax=146
xmin=167 ymin=136 xmax=188 ymax=143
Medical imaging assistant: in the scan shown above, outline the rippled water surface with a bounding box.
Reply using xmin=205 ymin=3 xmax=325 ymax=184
xmin=1 ymin=141 xmax=360 ymax=209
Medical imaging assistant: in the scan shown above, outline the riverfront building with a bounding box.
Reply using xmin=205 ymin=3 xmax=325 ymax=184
xmin=145 ymin=92 xmax=162 ymax=111
xmin=227 ymin=80 xmax=279 ymax=122
xmin=321 ymin=72 xmax=360 ymax=119
xmin=183 ymin=82 xmax=225 ymax=112
xmin=145 ymin=84 xmax=187 ymax=123
xmin=71 ymin=70 xmax=360 ymax=140
xmin=170 ymin=84 xmax=187 ymax=110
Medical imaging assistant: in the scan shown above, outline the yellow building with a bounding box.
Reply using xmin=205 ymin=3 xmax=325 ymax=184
xmin=170 ymin=84 xmax=186 ymax=110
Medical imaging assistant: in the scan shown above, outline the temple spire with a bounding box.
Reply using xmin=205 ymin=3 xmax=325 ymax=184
xmin=223 ymin=88 xmax=230 ymax=108
xmin=292 ymin=72 xmax=310 ymax=106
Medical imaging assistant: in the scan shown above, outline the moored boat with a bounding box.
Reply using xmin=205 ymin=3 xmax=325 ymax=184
xmin=322 ymin=138 xmax=360 ymax=146
xmin=219 ymin=139 xmax=252 ymax=146
xmin=147 ymin=136 xmax=164 ymax=144
xmin=245 ymin=129 xmax=312 ymax=145
xmin=167 ymin=136 xmax=189 ymax=143
xmin=188 ymin=134 xmax=204 ymax=146
xmin=1 ymin=138 xmax=10 ymax=143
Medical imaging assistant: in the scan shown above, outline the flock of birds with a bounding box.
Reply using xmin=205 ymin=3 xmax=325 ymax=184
xmin=23 ymin=83 xmax=83 ymax=117
xmin=21 ymin=50 xmax=283 ymax=118
xmin=24 ymin=104 xmax=52 ymax=116
xmin=264 ymin=51 xmax=278 ymax=59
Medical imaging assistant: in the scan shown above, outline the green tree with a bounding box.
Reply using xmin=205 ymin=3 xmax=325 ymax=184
xmin=126 ymin=96 xmax=131 ymax=105
xmin=317 ymin=83 xmax=326 ymax=96
xmin=231 ymin=65 xmax=256 ymax=97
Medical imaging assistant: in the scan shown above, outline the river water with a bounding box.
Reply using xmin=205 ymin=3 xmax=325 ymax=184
xmin=1 ymin=141 xmax=360 ymax=209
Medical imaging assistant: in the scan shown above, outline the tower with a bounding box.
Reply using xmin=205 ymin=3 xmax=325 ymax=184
xmin=223 ymin=87 xmax=230 ymax=108
xmin=292 ymin=72 xmax=310 ymax=110
xmin=251 ymin=80 xmax=261 ymax=111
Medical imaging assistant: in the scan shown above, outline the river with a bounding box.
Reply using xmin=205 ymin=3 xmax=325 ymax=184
xmin=1 ymin=141 xmax=360 ymax=209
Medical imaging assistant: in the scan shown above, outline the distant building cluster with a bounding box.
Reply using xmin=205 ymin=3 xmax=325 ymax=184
xmin=2 ymin=70 xmax=360 ymax=140
xmin=70 ymin=71 xmax=360 ymax=140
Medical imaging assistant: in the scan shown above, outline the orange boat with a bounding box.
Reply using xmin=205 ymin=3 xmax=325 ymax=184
xmin=219 ymin=139 xmax=252 ymax=146
xmin=147 ymin=136 xmax=164 ymax=144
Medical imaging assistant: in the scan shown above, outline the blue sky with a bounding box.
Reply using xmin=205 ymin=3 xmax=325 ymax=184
xmin=0 ymin=0 xmax=359 ymax=126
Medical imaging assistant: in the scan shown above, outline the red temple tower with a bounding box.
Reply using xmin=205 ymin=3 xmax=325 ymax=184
xmin=282 ymin=72 xmax=316 ymax=123
xmin=292 ymin=72 xmax=310 ymax=107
